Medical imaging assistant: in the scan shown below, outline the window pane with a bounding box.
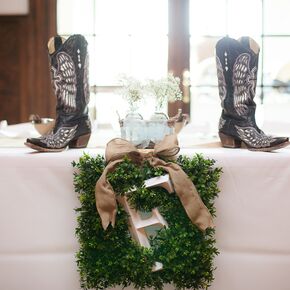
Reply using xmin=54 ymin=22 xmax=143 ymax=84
xmin=264 ymin=0 xmax=290 ymax=35
xmin=57 ymin=0 xmax=168 ymax=125
xmin=95 ymin=0 xmax=168 ymax=35
xmin=94 ymin=91 xmax=125 ymax=126
xmin=129 ymin=0 xmax=168 ymax=35
xmin=57 ymin=0 xmax=95 ymax=35
xmin=93 ymin=36 xmax=168 ymax=86
xmin=263 ymin=37 xmax=290 ymax=87
xmin=227 ymin=0 xmax=261 ymax=38
xmin=94 ymin=35 xmax=168 ymax=85
xmin=262 ymin=87 xmax=290 ymax=135
xmin=58 ymin=0 xmax=168 ymax=87
xmin=190 ymin=36 xmax=219 ymax=87
xmin=94 ymin=35 xmax=131 ymax=85
xmin=190 ymin=86 xmax=220 ymax=137
xmin=130 ymin=36 xmax=168 ymax=80
xmin=190 ymin=36 xmax=220 ymax=136
xmin=93 ymin=91 xmax=165 ymax=128
xmin=190 ymin=0 xmax=226 ymax=36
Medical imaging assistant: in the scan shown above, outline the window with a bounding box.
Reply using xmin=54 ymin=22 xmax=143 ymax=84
xmin=57 ymin=0 xmax=168 ymax=127
xmin=57 ymin=0 xmax=290 ymax=137
xmin=190 ymin=0 xmax=290 ymax=137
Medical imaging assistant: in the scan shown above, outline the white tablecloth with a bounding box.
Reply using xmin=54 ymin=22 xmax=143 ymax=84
xmin=1 ymin=146 xmax=290 ymax=290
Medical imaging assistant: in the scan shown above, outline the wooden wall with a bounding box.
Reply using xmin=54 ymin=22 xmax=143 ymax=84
xmin=168 ymin=0 xmax=190 ymax=117
xmin=0 ymin=0 xmax=56 ymax=124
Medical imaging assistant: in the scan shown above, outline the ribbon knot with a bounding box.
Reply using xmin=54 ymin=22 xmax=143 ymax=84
xmin=95 ymin=134 xmax=214 ymax=231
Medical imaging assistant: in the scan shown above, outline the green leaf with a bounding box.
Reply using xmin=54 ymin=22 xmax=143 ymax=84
xmin=73 ymin=153 xmax=221 ymax=289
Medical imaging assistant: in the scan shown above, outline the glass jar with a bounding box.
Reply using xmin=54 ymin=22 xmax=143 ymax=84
xmin=120 ymin=112 xmax=149 ymax=148
xmin=147 ymin=112 xmax=173 ymax=145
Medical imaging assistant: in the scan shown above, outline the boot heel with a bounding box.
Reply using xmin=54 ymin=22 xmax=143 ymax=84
xmin=219 ymin=132 xmax=242 ymax=148
xmin=69 ymin=133 xmax=91 ymax=148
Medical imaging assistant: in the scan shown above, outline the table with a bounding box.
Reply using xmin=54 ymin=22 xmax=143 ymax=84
xmin=1 ymin=145 xmax=290 ymax=290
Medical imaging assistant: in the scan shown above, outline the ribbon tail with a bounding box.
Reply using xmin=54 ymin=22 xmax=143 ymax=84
xmin=150 ymin=158 xmax=214 ymax=231
xmin=95 ymin=159 xmax=123 ymax=230
xmin=100 ymin=210 xmax=117 ymax=230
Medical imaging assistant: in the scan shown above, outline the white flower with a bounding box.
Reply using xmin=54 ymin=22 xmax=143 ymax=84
xmin=146 ymin=73 xmax=183 ymax=110
xmin=118 ymin=75 xmax=144 ymax=111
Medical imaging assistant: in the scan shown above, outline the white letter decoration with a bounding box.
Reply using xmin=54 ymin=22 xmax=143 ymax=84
xmin=117 ymin=174 xmax=174 ymax=272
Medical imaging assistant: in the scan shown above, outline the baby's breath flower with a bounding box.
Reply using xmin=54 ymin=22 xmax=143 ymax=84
xmin=146 ymin=73 xmax=183 ymax=110
xmin=118 ymin=75 xmax=144 ymax=111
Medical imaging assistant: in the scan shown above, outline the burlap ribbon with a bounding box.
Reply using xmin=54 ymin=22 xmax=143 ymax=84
xmin=95 ymin=134 xmax=214 ymax=231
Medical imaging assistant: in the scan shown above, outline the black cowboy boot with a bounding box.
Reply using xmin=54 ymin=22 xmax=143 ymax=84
xmin=216 ymin=36 xmax=289 ymax=151
xmin=25 ymin=34 xmax=91 ymax=152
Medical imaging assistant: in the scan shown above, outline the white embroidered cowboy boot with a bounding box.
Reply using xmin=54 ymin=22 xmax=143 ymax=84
xmin=216 ymin=36 xmax=289 ymax=151
xmin=25 ymin=34 xmax=91 ymax=152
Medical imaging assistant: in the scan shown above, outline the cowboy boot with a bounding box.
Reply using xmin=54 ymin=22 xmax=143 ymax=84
xmin=25 ymin=34 xmax=91 ymax=152
xmin=215 ymin=36 xmax=289 ymax=151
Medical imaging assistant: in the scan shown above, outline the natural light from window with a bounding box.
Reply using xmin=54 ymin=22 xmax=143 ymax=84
xmin=57 ymin=0 xmax=290 ymax=138
xmin=57 ymin=0 xmax=168 ymax=127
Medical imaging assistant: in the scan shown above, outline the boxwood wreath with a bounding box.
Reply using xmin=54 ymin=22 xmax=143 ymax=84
xmin=73 ymin=153 xmax=222 ymax=290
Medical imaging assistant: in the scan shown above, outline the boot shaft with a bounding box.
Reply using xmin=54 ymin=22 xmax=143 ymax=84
xmin=49 ymin=34 xmax=90 ymax=116
xmin=215 ymin=36 xmax=259 ymax=121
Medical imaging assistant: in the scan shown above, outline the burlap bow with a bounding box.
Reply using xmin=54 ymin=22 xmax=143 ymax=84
xmin=95 ymin=134 xmax=214 ymax=231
